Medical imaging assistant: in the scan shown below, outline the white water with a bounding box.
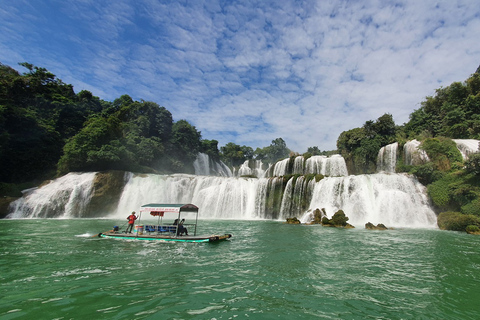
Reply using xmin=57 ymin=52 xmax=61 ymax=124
xmin=267 ymin=155 xmax=348 ymax=177
xmin=304 ymin=155 xmax=349 ymax=176
xmin=237 ymin=159 xmax=266 ymax=178
xmin=453 ymin=139 xmax=480 ymax=160
xmin=8 ymin=169 xmax=438 ymax=228
xmin=302 ymin=173 xmax=437 ymax=228
xmin=377 ymin=142 xmax=398 ymax=173
xmin=403 ymin=140 xmax=430 ymax=166
xmin=193 ymin=153 xmax=232 ymax=177
xmin=114 ymin=173 xmax=263 ymax=220
xmin=271 ymin=158 xmax=290 ymax=177
xmin=8 ymin=172 xmax=97 ymax=218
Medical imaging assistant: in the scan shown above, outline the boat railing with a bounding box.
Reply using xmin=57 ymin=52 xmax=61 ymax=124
xmin=143 ymin=223 xmax=195 ymax=235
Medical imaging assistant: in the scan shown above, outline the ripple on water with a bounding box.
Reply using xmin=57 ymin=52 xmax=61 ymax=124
xmin=2 ymin=220 xmax=480 ymax=319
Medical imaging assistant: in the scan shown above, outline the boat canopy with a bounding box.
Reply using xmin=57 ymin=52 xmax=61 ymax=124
xmin=140 ymin=204 xmax=199 ymax=216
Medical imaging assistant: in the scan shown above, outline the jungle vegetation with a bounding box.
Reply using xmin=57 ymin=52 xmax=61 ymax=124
xmin=2 ymin=61 xmax=480 ymax=232
xmin=0 ymin=62 xmax=298 ymax=196
xmin=337 ymin=66 xmax=480 ymax=232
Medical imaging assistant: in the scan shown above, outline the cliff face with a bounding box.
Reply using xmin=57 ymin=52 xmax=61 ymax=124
xmin=84 ymin=171 xmax=127 ymax=217
xmin=0 ymin=197 xmax=18 ymax=219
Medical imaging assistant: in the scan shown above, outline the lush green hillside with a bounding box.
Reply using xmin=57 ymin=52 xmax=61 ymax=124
xmin=0 ymin=63 xmax=207 ymax=194
xmin=0 ymin=62 xmax=294 ymax=196
xmin=2 ymin=61 xmax=480 ymax=231
xmin=337 ymin=66 xmax=480 ymax=232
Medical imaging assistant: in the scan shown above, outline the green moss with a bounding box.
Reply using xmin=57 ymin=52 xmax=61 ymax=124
xmin=466 ymin=225 xmax=480 ymax=234
xmin=437 ymin=211 xmax=480 ymax=231
xmin=461 ymin=199 xmax=480 ymax=216
xmin=320 ymin=209 xmax=352 ymax=227
xmin=321 ymin=216 xmax=330 ymax=225
xmin=420 ymin=137 xmax=463 ymax=171
xmin=330 ymin=210 xmax=349 ymax=226
xmin=428 ymin=178 xmax=453 ymax=209
xmin=304 ymin=173 xmax=325 ymax=183
xmin=285 ymin=217 xmax=301 ymax=224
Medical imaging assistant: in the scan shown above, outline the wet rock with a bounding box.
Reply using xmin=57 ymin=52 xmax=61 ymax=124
xmin=365 ymin=222 xmax=389 ymax=230
xmin=285 ymin=217 xmax=301 ymax=224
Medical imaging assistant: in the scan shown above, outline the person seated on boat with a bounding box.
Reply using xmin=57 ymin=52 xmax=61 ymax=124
xmin=126 ymin=212 xmax=137 ymax=233
xmin=177 ymin=218 xmax=188 ymax=236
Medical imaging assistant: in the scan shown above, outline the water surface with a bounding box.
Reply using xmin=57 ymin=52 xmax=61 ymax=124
xmin=1 ymin=219 xmax=479 ymax=319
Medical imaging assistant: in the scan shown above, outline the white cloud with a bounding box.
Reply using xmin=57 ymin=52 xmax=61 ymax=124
xmin=1 ymin=0 xmax=479 ymax=152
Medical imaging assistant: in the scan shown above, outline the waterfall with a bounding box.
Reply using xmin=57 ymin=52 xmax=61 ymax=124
xmin=293 ymin=156 xmax=304 ymax=174
xmin=193 ymin=153 xmax=232 ymax=177
xmin=453 ymin=139 xmax=480 ymax=160
xmin=403 ymin=140 xmax=430 ymax=166
xmin=114 ymin=174 xmax=263 ymax=220
xmin=267 ymin=155 xmax=348 ymax=177
xmin=8 ymin=172 xmax=97 ymax=218
xmin=377 ymin=142 xmax=398 ymax=173
xmin=301 ymin=173 xmax=437 ymax=228
xmin=279 ymin=176 xmax=314 ymax=218
xmin=7 ymin=169 xmax=437 ymax=228
xmin=304 ymin=155 xmax=348 ymax=176
xmin=271 ymin=158 xmax=290 ymax=177
xmin=237 ymin=159 xmax=266 ymax=178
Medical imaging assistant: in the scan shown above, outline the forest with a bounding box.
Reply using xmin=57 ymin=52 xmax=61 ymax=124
xmin=1 ymin=62 xmax=480 ymax=231
xmin=0 ymin=62 xmax=303 ymax=194
xmin=336 ymin=64 xmax=480 ymax=232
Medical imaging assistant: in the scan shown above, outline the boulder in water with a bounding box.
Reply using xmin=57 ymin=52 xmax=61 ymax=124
xmin=285 ymin=217 xmax=301 ymax=224
xmin=321 ymin=209 xmax=355 ymax=228
xmin=466 ymin=225 xmax=480 ymax=235
xmin=365 ymin=222 xmax=389 ymax=230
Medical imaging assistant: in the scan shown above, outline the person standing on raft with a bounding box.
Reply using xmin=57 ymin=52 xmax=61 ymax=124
xmin=126 ymin=212 xmax=137 ymax=233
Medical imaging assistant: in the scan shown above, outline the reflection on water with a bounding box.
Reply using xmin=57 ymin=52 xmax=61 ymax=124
xmin=1 ymin=219 xmax=480 ymax=319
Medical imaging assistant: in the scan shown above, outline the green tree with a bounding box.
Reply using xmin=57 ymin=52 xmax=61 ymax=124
xmin=337 ymin=114 xmax=396 ymax=174
xmin=330 ymin=210 xmax=349 ymax=226
xmin=200 ymin=139 xmax=220 ymax=160
xmin=169 ymin=120 xmax=201 ymax=172
xmin=269 ymin=138 xmax=290 ymax=163
xmin=0 ymin=63 xmax=82 ymax=182
xmin=58 ymin=98 xmax=174 ymax=174
xmin=220 ymin=142 xmax=246 ymax=167
xmin=307 ymin=146 xmax=322 ymax=155
xmin=465 ymin=153 xmax=480 ymax=176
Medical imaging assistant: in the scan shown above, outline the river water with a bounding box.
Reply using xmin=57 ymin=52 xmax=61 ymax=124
xmin=1 ymin=219 xmax=479 ymax=320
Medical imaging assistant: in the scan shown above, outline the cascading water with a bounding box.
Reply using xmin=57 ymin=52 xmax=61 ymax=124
xmin=193 ymin=153 xmax=232 ymax=177
xmin=267 ymin=155 xmax=349 ymax=177
xmin=377 ymin=142 xmax=398 ymax=173
xmin=6 ymin=151 xmax=438 ymax=228
xmin=305 ymin=155 xmax=349 ymax=176
xmin=293 ymin=156 xmax=304 ymax=174
xmin=114 ymin=173 xmax=263 ymax=220
xmin=302 ymin=173 xmax=437 ymax=228
xmin=403 ymin=140 xmax=430 ymax=166
xmin=271 ymin=158 xmax=290 ymax=177
xmin=237 ymin=159 xmax=266 ymax=178
xmin=8 ymin=172 xmax=97 ymax=218
xmin=453 ymin=139 xmax=480 ymax=160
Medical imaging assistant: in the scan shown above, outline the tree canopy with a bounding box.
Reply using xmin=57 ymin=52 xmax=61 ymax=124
xmin=337 ymin=113 xmax=396 ymax=173
xmin=0 ymin=62 xmax=205 ymax=183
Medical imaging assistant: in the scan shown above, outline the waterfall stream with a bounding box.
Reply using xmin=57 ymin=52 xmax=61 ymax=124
xmin=7 ymin=165 xmax=437 ymax=228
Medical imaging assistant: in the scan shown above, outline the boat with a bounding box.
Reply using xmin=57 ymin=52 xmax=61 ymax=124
xmin=98 ymin=203 xmax=232 ymax=243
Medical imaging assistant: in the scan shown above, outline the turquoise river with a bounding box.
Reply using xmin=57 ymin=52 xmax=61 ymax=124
xmin=1 ymin=219 xmax=480 ymax=320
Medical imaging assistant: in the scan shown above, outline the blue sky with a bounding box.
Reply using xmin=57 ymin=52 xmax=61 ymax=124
xmin=1 ymin=0 xmax=479 ymax=152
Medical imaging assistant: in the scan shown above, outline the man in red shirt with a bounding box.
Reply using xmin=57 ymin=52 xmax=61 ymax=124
xmin=126 ymin=212 xmax=137 ymax=233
